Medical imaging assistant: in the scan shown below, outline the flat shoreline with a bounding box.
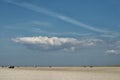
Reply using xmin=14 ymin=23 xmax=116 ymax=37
xmin=0 ymin=67 xmax=120 ymax=80
xmin=1 ymin=66 xmax=120 ymax=72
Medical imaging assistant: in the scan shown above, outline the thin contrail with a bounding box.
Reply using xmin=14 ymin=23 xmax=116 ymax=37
xmin=5 ymin=0 xmax=109 ymax=33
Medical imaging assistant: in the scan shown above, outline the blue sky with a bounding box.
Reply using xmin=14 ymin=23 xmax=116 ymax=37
xmin=0 ymin=0 xmax=120 ymax=66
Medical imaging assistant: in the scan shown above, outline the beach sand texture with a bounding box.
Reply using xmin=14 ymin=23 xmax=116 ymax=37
xmin=0 ymin=67 xmax=120 ymax=80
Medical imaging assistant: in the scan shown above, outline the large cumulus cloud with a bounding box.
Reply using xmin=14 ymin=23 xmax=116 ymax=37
xmin=12 ymin=36 xmax=104 ymax=51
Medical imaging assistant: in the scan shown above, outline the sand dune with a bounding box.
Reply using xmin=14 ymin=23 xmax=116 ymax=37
xmin=0 ymin=67 xmax=120 ymax=80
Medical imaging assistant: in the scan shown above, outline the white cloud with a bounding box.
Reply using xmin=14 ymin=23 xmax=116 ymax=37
xmin=12 ymin=36 xmax=104 ymax=51
xmin=106 ymin=49 xmax=120 ymax=55
xmin=104 ymin=40 xmax=120 ymax=55
xmin=12 ymin=36 xmax=120 ymax=55
xmin=106 ymin=50 xmax=116 ymax=53
xmin=4 ymin=0 xmax=109 ymax=33
xmin=13 ymin=36 xmax=78 ymax=46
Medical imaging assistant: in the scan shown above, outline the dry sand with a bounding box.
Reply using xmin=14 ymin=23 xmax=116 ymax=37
xmin=0 ymin=67 xmax=120 ymax=80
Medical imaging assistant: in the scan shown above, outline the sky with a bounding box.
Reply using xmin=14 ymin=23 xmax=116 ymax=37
xmin=0 ymin=0 xmax=120 ymax=66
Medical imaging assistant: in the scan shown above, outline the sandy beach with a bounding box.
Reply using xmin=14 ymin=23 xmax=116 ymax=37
xmin=0 ymin=67 xmax=120 ymax=80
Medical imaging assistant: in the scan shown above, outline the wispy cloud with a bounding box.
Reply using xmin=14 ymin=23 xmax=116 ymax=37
xmin=33 ymin=28 xmax=92 ymax=37
xmin=12 ymin=36 xmax=104 ymax=51
xmin=2 ymin=20 xmax=52 ymax=32
xmin=4 ymin=0 xmax=109 ymax=33
xmin=31 ymin=21 xmax=52 ymax=27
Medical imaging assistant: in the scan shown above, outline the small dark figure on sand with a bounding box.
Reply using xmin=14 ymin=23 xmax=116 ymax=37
xmin=9 ymin=66 xmax=15 ymax=69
